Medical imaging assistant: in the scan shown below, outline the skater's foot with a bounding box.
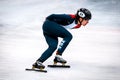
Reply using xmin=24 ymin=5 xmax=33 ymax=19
xmin=54 ymin=55 xmax=67 ymax=65
xmin=32 ymin=61 xmax=45 ymax=70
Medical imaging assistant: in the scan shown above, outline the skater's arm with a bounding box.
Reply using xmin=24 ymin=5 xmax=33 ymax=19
xmin=46 ymin=14 xmax=74 ymax=25
xmin=46 ymin=14 xmax=81 ymax=29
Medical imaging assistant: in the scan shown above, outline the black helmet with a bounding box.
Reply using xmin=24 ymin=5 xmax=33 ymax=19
xmin=76 ymin=8 xmax=92 ymax=20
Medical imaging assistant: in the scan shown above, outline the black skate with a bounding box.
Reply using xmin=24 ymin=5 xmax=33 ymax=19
xmin=26 ymin=61 xmax=47 ymax=73
xmin=48 ymin=55 xmax=70 ymax=68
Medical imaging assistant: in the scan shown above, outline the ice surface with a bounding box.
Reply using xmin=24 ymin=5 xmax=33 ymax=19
xmin=0 ymin=0 xmax=120 ymax=80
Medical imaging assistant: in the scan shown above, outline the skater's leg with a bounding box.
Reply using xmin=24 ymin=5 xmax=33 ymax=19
xmin=37 ymin=33 xmax=58 ymax=63
xmin=57 ymin=31 xmax=72 ymax=55
xmin=54 ymin=29 xmax=72 ymax=64
xmin=54 ymin=32 xmax=73 ymax=64
xmin=33 ymin=20 xmax=72 ymax=68
xmin=42 ymin=20 xmax=73 ymax=55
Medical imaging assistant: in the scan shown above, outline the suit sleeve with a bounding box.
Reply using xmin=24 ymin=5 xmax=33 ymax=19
xmin=46 ymin=14 xmax=74 ymax=25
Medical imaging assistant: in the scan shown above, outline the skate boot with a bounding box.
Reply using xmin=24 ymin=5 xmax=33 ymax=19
xmin=32 ymin=61 xmax=45 ymax=70
xmin=54 ymin=55 xmax=67 ymax=65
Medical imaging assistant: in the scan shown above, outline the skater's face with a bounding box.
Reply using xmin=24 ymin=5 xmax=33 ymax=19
xmin=79 ymin=18 xmax=89 ymax=26
xmin=81 ymin=19 xmax=89 ymax=26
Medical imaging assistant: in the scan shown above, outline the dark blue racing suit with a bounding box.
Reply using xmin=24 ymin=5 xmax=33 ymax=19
xmin=38 ymin=14 xmax=81 ymax=63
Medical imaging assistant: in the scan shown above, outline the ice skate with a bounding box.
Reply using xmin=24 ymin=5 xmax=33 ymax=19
xmin=32 ymin=61 xmax=45 ymax=70
xmin=25 ymin=61 xmax=47 ymax=73
xmin=47 ymin=55 xmax=70 ymax=68
xmin=53 ymin=55 xmax=67 ymax=65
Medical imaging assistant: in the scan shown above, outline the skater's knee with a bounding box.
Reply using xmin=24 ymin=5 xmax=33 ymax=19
xmin=69 ymin=34 xmax=73 ymax=41
xmin=49 ymin=45 xmax=57 ymax=51
xmin=66 ymin=33 xmax=73 ymax=42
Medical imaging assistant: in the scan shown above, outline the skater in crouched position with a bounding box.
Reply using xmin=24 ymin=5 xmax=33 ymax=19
xmin=32 ymin=8 xmax=92 ymax=69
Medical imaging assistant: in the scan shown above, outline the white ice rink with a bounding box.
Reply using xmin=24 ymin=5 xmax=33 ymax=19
xmin=0 ymin=0 xmax=120 ymax=80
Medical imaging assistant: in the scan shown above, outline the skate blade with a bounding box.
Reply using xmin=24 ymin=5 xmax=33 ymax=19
xmin=26 ymin=68 xmax=47 ymax=73
xmin=48 ymin=65 xmax=70 ymax=68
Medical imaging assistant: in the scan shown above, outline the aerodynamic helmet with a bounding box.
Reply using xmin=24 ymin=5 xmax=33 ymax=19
xmin=76 ymin=8 xmax=92 ymax=20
